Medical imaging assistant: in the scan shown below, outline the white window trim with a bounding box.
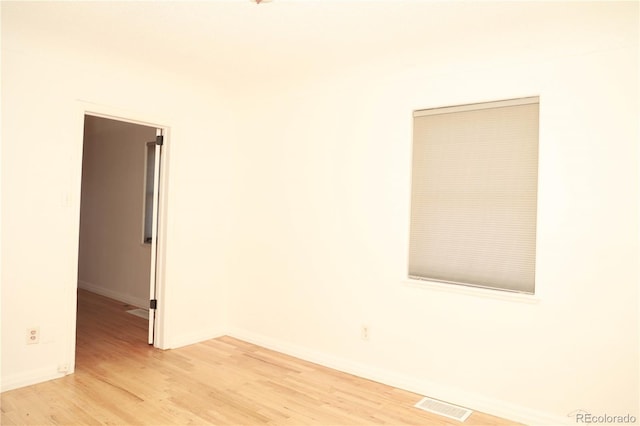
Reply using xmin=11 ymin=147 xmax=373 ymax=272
xmin=413 ymin=96 xmax=539 ymax=117
xmin=142 ymin=141 xmax=156 ymax=245
xmin=403 ymin=277 xmax=541 ymax=304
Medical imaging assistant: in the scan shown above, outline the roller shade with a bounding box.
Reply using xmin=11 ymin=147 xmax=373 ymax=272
xmin=409 ymin=97 xmax=539 ymax=294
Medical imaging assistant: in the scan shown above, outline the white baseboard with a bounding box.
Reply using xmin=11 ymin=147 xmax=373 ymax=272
xmin=168 ymin=328 xmax=227 ymax=350
xmin=78 ymin=280 xmax=148 ymax=309
xmin=1 ymin=367 xmax=67 ymax=393
xmin=227 ymin=328 xmax=569 ymax=426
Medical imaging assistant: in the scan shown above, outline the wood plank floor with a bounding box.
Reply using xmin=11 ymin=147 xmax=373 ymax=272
xmin=1 ymin=289 xmax=520 ymax=425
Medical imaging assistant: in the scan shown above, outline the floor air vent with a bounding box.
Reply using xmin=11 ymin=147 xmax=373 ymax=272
xmin=414 ymin=396 xmax=473 ymax=422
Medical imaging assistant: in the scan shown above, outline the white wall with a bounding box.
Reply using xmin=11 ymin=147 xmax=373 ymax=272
xmin=1 ymin=10 xmax=235 ymax=390
xmin=77 ymin=116 xmax=155 ymax=308
xmin=226 ymin=4 xmax=639 ymax=425
xmin=2 ymin=2 xmax=638 ymax=425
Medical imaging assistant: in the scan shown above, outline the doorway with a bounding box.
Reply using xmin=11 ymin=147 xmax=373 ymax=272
xmin=76 ymin=114 xmax=165 ymax=348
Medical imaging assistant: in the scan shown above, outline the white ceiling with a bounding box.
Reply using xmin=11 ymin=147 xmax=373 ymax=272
xmin=3 ymin=1 xmax=637 ymax=85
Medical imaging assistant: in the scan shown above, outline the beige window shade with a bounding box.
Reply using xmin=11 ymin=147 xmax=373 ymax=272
xmin=409 ymin=97 xmax=539 ymax=294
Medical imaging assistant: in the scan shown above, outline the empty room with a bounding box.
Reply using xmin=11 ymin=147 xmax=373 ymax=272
xmin=1 ymin=1 xmax=638 ymax=425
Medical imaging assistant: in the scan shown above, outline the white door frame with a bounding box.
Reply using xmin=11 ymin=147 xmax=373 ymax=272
xmin=147 ymin=129 xmax=163 ymax=345
xmin=71 ymin=101 xmax=170 ymax=373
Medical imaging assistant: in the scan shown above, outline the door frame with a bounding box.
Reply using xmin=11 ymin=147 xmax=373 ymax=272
xmin=70 ymin=101 xmax=170 ymax=372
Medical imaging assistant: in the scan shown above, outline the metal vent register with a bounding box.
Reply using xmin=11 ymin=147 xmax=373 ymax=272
xmin=414 ymin=396 xmax=473 ymax=422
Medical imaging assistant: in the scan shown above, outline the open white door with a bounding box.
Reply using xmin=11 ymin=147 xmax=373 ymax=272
xmin=148 ymin=130 xmax=163 ymax=344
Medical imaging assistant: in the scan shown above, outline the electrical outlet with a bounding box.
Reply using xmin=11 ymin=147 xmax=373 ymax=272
xmin=361 ymin=325 xmax=370 ymax=341
xmin=26 ymin=327 xmax=40 ymax=344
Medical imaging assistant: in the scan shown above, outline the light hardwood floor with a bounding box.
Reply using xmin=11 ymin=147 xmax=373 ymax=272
xmin=1 ymin=290 xmax=520 ymax=425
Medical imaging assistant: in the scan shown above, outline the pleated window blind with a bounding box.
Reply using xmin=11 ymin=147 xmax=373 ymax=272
xmin=409 ymin=97 xmax=539 ymax=294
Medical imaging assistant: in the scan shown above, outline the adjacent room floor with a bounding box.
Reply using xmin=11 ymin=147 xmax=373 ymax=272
xmin=1 ymin=289 xmax=519 ymax=425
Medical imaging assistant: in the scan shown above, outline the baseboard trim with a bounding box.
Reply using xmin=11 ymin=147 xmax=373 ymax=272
xmin=227 ymin=328 xmax=569 ymax=426
xmin=78 ymin=280 xmax=148 ymax=309
xmin=168 ymin=329 xmax=227 ymax=350
xmin=1 ymin=367 xmax=67 ymax=393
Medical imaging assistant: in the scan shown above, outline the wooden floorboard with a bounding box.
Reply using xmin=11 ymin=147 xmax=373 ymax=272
xmin=1 ymin=289 xmax=520 ymax=425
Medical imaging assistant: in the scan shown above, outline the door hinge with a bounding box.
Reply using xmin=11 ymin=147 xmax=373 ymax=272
xmin=150 ymin=299 xmax=157 ymax=310
xmin=156 ymin=135 xmax=164 ymax=146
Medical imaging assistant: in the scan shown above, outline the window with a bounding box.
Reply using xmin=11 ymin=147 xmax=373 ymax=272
xmin=409 ymin=97 xmax=539 ymax=294
xmin=143 ymin=142 xmax=156 ymax=244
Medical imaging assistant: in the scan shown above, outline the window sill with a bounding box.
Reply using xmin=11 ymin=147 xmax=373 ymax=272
xmin=403 ymin=278 xmax=541 ymax=304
